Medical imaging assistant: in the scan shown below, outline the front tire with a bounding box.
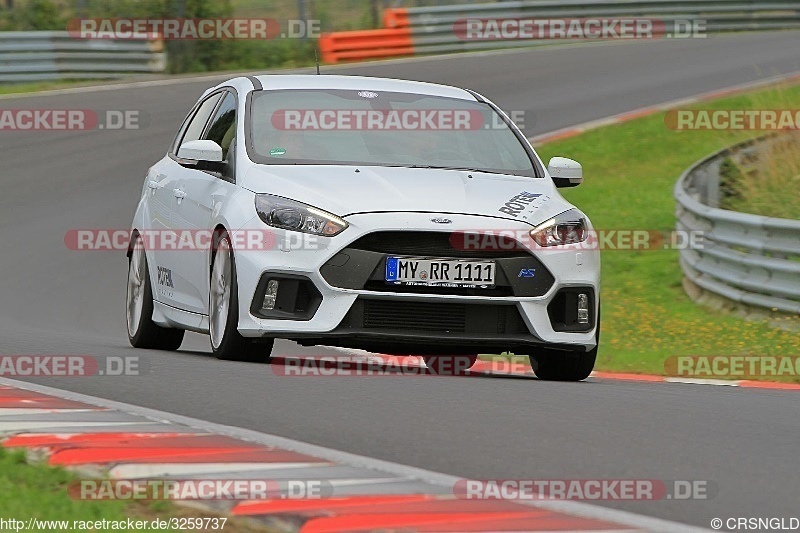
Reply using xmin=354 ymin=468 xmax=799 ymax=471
xmin=530 ymin=310 xmax=600 ymax=382
xmin=529 ymin=348 xmax=597 ymax=381
xmin=126 ymin=234 xmax=184 ymax=350
xmin=209 ymin=233 xmax=273 ymax=363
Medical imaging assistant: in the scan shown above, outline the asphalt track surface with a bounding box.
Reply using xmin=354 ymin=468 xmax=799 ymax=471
xmin=1 ymin=32 xmax=799 ymax=528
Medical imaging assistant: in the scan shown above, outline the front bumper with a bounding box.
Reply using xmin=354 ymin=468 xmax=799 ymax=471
xmin=233 ymin=212 xmax=600 ymax=353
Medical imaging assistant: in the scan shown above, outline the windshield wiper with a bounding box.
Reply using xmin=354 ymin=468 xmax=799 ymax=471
xmin=406 ymin=164 xmax=488 ymax=173
xmin=380 ymin=163 xmax=528 ymax=176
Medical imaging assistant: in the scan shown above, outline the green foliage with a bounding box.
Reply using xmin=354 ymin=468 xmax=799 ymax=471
xmin=2 ymin=0 xmax=66 ymax=30
xmin=1 ymin=0 xmax=317 ymax=72
xmin=722 ymin=137 xmax=800 ymax=219
xmin=718 ymin=157 xmax=745 ymax=208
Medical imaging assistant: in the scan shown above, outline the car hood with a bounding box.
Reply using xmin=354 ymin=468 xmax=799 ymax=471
xmin=240 ymin=165 xmax=569 ymax=227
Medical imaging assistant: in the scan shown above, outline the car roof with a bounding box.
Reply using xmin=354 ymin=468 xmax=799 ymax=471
xmin=243 ymin=74 xmax=478 ymax=101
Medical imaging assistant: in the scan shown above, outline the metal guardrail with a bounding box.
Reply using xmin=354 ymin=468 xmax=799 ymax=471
xmin=322 ymin=0 xmax=800 ymax=62
xmin=0 ymin=31 xmax=166 ymax=83
xmin=675 ymin=135 xmax=800 ymax=315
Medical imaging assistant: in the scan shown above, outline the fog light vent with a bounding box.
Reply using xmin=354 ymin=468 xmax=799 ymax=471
xmin=577 ymin=293 xmax=589 ymax=324
xmin=262 ymin=280 xmax=280 ymax=310
xmin=547 ymin=287 xmax=594 ymax=332
xmin=251 ymin=274 xmax=323 ymax=320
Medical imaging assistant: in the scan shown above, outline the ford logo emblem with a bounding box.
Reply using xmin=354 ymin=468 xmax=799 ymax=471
xmin=431 ymin=218 xmax=452 ymax=224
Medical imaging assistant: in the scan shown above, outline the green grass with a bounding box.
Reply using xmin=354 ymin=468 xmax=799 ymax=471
xmin=0 ymin=79 xmax=118 ymax=96
xmin=231 ymin=0 xmax=377 ymax=31
xmin=0 ymin=447 xmax=267 ymax=531
xmin=722 ymin=138 xmax=800 ymax=219
xmin=531 ymin=82 xmax=800 ymax=379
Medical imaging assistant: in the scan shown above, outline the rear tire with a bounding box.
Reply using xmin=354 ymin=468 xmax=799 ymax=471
xmin=209 ymin=232 xmax=274 ymax=363
xmin=126 ymin=234 xmax=184 ymax=350
xmin=530 ymin=308 xmax=600 ymax=382
xmin=423 ymin=355 xmax=478 ymax=375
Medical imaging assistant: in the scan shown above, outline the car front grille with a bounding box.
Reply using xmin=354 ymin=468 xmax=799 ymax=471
xmin=362 ymin=280 xmax=514 ymax=297
xmin=363 ymin=299 xmax=467 ymax=332
xmin=339 ymin=299 xmax=530 ymax=335
xmin=320 ymin=232 xmax=555 ymax=298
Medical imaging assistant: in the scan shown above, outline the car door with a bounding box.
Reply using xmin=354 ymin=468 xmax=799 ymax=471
xmin=171 ymin=91 xmax=239 ymax=315
xmin=150 ymin=92 xmax=222 ymax=313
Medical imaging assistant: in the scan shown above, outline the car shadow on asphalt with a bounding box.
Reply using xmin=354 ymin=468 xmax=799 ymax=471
xmin=169 ymin=349 xmax=599 ymax=383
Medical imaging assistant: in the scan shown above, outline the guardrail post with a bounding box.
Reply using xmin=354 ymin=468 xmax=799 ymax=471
xmin=705 ymin=159 xmax=721 ymax=208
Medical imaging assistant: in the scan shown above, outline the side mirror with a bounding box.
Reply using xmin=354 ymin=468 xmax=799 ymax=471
xmin=177 ymin=139 xmax=223 ymax=163
xmin=548 ymin=157 xmax=583 ymax=188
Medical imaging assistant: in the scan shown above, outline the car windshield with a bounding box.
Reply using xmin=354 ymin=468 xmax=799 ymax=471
xmin=247 ymin=89 xmax=538 ymax=178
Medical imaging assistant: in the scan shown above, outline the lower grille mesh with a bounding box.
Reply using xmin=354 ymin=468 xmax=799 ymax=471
xmin=363 ymin=300 xmax=466 ymax=332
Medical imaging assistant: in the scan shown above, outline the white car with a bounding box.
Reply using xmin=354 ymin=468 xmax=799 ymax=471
xmin=126 ymin=74 xmax=600 ymax=381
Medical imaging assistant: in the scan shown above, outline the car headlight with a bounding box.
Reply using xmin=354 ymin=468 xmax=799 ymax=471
xmin=255 ymin=194 xmax=348 ymax=237
xmin=530 ymin=208 xmax=588 ymax=247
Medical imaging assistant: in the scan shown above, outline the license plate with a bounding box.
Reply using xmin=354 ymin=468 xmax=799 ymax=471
xmin=385 ymin=257 xmax=496 ymax=288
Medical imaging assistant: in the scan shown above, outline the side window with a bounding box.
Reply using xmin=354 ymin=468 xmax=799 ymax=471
xmin=204 ymin=92 xmax=237 ymax=160
xmin=174 ymin=93 xmax=222 ymax=154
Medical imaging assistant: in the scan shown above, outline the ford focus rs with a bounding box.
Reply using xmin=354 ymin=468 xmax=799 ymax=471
xmin=126 ymin=74 xmax=600 ymax=380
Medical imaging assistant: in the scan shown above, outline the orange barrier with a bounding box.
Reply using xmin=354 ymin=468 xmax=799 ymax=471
xmin=319 ymin=9 xmax=413 ymax=63
xmin=383 ymin=8 xmax=410 ymax=29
